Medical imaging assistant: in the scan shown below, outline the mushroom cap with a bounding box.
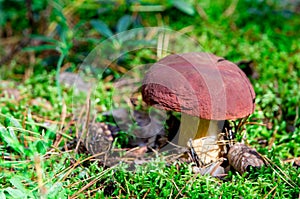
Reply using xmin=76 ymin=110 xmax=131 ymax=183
xmin=141 ymin=52 xmax=255 ymax=120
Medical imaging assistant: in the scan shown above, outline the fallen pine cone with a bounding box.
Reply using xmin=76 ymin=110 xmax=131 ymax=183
xmin=227 ymin=143 xmax=265 ymax=174
xmin=83 ymin=123 xmax=113 ymax=156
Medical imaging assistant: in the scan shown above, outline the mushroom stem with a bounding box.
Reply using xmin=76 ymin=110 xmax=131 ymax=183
xmin=178 ymin=113 xmax=222 ymax=146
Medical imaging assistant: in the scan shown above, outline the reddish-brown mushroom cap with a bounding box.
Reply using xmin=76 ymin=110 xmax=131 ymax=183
xmin=141 ymin=52 xmax=255 ymax=120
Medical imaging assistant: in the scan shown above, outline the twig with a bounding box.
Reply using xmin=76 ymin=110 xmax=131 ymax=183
xmin=142 ymin=188 xmax=150 ymax=199
xmin=69 ymin=166 xmax=116 ymax=199
xmin=170 ymin=179 xmax=181 ymax=194
xmin=196 ymin=4 xmax=208 ymax=20
xmin=53 ymin=99 xmax=67 ymax=148
xmin=166 ymin=140 xmax=186 ymax=149
xmin=263 ymin=185 xmax=277 ymax=199
xmin=284 ymin=157 xmax=300 ymax=163
xmin=262 ymin=156 xmax=298 ymax=188
xmin=34 ymin=154 xmax=46 ymax=198
xmin=174 ymin=173 xmax=199 ymax=199
xmin=70 ymin=178 xmax=98 ymax=199
xmin=61 ymin=151 xmax=107 ymax=182
xmin=75 ymin=93 xmax=91 ymax=152
xmin=223 ymin=0 xmax=239 ymax=17
xmin=268 ymin=128 xmax=277 ymax=150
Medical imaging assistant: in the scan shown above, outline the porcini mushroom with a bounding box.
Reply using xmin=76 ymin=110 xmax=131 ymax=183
xmin=141 ymin=52 xmax=255 ymax=164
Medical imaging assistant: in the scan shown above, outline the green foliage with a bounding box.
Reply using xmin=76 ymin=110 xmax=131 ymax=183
xmin=0 ymin=0 xmax=299 ymax=198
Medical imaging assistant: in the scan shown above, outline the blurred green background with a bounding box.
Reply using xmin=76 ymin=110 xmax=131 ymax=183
xmin=0 ymin=0 xmax=299 ymax=198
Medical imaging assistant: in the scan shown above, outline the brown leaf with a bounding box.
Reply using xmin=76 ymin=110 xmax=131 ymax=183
xmin=188 ymin=136 xmax=220 ymax=166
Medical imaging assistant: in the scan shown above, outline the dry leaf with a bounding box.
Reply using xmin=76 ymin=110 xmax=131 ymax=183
xmin=188 ymin=136 xmax=220 ymax=165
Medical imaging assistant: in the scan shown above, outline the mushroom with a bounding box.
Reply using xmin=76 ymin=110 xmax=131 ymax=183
xmin=141 ymin=52 xmax=255 ymax=164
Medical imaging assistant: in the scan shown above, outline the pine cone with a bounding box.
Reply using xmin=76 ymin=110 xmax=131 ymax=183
xmin=78 ymin=123 xmax=113 ymax=158
xmin=227 ymin=143 xmax=265 ymax=174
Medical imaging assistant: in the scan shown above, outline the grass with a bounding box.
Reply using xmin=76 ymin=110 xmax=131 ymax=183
xmin=0 ymin=0 xmax=300 ymax=198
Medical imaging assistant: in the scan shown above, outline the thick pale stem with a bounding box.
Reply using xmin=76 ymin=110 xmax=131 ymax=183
xmin=178 ymin=113 xmax=222 ymax=146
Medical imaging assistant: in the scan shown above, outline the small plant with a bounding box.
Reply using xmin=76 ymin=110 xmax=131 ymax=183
xmin=0 ymin=0 xmax=300 ymax=198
